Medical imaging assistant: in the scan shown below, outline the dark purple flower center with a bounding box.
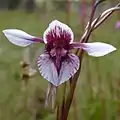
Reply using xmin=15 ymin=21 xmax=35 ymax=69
xmin=45 ymin=26 xmax=72 ymax=51
xmin=49 ymin=48 xmax=68 ymax=73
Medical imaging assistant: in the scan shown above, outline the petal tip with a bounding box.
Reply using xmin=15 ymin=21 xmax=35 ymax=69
xmin=2 ymin=29 xmax=9 ymax=37
xmin=49 ymin=19 xmax=61 ymax=25
xmin=112 ymin=47 xmax=117 ymax=51
xmin=2 ymin=29 xmax=35 ymax=47
xmin=80 ymin=42 xmax=117 ymax=57
xmin=2 ymin=29 xmax=10 ymax=34
xmin=51 ymin=82 xmax=59 ymax=87
xmin=2 ymin=30 xmax=6 ymax=34
xmin=51 ymin=19 xmax=59 ymax=23
xmin=106 ymin=45 xmax=117 ymax=54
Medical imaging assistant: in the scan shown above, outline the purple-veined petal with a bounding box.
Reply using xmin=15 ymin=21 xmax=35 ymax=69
xmin=37 ymin=53 xmax=79 ymax=86
xmin=37 ymin=53 xmax=59 ymax=86
xmin=43 ymin=20 xmax=74 ymax=44
xmin=71 ymin=42 xmax=116 ymax=57
xmin=59 ymin=53 xmax=79 ymax=85
xmin=2 ymin=29 xmax=43 ymax=47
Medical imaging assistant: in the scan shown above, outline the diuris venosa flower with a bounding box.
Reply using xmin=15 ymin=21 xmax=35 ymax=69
xmin=2 ymin=20 xmax=116 ymax=86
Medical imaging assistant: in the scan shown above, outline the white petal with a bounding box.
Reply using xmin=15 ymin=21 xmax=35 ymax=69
xmin=3 ymin=29 xmax=37 ymax=47
xmin=43 ymin=20 xmax=74 ymax=44
xmin=37 ymin=53 xmax=79 ymax=86
xmin=37 ymin=54 xmax=59 ymax=86
xmin=81 ymin=42 xmax=116 ymax=57
xmin=59 ymin=53 xmax=79 ymax=85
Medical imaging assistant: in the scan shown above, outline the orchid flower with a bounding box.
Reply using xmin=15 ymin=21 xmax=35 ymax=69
xmin=2 ymin=20 xmax=116 ymax=86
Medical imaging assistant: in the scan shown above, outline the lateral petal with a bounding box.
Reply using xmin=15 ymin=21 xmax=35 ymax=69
xmin=71 ymin=42 xmax=116 ymax=57
xmin=3 ymin=29 xmax=43 ymax=47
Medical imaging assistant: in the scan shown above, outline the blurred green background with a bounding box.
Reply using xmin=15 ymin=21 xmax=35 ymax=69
xmin=0 ymin=0 xmax=120 ymax=120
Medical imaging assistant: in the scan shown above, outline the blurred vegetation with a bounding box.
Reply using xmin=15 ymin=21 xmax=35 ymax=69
xmin=0 ymin=0 xmax=119 ymax=11
xmin=0 ymin=0 xmax=120 ymax=120
xmin=8 ymin=0 xmax=20 ymax=10
xmin=0 ymin=8 xmax=120 ymax=120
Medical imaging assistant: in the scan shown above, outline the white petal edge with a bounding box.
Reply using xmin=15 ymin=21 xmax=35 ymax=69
xmin=2 ymin=29 xmax=36 ymax=47
xmin=81 ymin=42 xmax=116 ymax=57
xmin=43 ymin=20 xmax=74 ymax=44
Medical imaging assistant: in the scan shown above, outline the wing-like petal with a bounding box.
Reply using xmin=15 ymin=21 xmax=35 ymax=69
xmin=71 ymin=42 xmax=116 ymax=57
xmin=37 ymin=53 xmax=79 ymax=86
xmin=3 ymin=29 xmax=43 ymax=47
